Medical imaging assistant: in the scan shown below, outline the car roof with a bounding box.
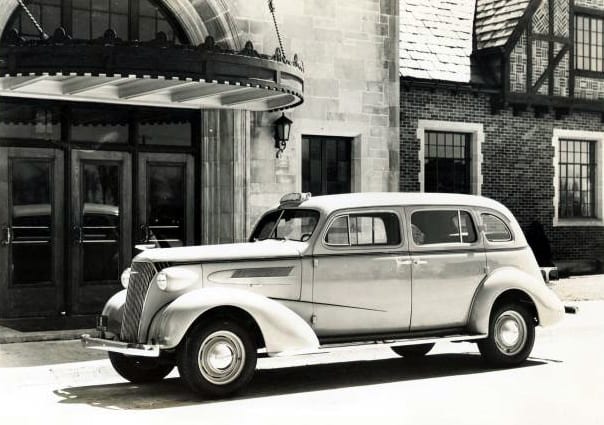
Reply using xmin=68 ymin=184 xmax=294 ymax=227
xmin=281 ymin=192 xmax=512 ymax=216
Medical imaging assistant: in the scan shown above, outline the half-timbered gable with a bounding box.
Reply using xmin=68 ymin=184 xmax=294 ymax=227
xmin=400 ymin=0 xmax=604 ymax=276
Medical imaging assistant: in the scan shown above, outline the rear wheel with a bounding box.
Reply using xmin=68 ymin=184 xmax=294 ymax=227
xmin=178 ymin=320 xmax=257 ymax=398
xmin=478 ymin=303 xmax=535 ymax=367
xmin=108 ymin=352 xmax=174 ymax=383
xmin=391 ymin=343 xmax=434 ymax=358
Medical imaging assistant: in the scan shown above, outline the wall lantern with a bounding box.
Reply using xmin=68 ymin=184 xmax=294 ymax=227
xmin=274 ymin=113 xmax=293 ymax=158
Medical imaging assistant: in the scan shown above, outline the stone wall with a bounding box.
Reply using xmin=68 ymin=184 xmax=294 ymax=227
xmin=231 ymin=0 xmax=400 ymax=234
xmin=400 ymin=85 xmax=604 ymax=268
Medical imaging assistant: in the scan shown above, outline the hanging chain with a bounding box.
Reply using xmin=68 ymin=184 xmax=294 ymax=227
xmin=16 ymin=0 xmax=49 ymax=40
xmin=268 ymin=0 xmax=286 ymax=59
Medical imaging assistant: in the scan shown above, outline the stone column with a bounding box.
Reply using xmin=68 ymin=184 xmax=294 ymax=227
xmin=201 ymin=109 xmax=250 ymax=244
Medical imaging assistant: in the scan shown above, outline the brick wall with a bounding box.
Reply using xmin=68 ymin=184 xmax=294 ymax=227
xmin=400 ymin=84 xmax=604 ymax=266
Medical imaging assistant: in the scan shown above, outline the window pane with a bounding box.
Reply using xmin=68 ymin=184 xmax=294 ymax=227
xmin=349 ymin=213 xmax=400 ymax=246
xmin=71 ymin=106 xmax=128 ymax=143
xmin=138 ymin=109 xmax=192 ymax=146
xmin=0 ymin=101 xmax=61 ymax=140
xmin=11 ymin=159 xmax=52 ymax=285
xmin=302 ymin=136 xmax=351 ymax=196
xmin=425 ymin=130 xmax=472 ymax=194
xmin=325 ymin=216 xmax=349 ymax=246
xmin=482 ymin=214 xmax=512 ymax=242
xmin=559 ymin=139 xmax=596 ymax=218
xmin=411 ymin=210 xmax=470 ymax=245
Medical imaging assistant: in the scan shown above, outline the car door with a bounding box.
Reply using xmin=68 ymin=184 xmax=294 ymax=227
xmin=311 ymin=208 xmax=412 ymax=337
xmin=406 ymin=206 xmax=487 ymax=331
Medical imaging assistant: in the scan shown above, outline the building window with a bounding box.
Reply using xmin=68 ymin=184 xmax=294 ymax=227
xmin=559 ymin=139 xmax=596 ymax=218
xmin=6 ymin=0 xmax=61 ymax=40
xmin=552 ymin=129 xmax=604 ymax=227
xmin=417 ymin=120 xmax=483 ymax=195
xmin=3 ymin=0 xmax=187 ymax=43
xmin=575 ymin=14 xmax=604 ymax=72
xmin=424 ymin=131 xmax=471 ymax=194
xmin=302 ymin=136 xmax=351 ymax=196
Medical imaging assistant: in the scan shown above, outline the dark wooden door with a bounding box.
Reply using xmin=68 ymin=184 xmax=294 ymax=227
xmin=0 ymin=147 xmax=64 ymax=318
xmin=137 ymin=153 xmax=194 ymax=248
xmin=70 ymin=150 xmax=132 ymax=314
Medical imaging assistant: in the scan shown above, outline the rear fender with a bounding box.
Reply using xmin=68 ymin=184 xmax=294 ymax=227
xmin=469 ymin=267 xmax=565 ymax=334
xmin=148 ymin=287 xmax=319 ymax=356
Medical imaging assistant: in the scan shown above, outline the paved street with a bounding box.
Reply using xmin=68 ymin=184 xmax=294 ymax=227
xmin=0 ymin=298 xmax=603 ymax=424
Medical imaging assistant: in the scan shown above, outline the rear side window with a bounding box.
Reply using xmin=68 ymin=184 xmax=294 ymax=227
xmin=482 ymin=213 xmax=512 ymax=242
xmin=325 ymin=212 xmax=401 ymax=247
xmin=411 ymin=210 xmax=477 ymax=245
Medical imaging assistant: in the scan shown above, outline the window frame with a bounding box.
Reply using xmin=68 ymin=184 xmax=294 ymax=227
xmin=2 ymin=0 xmax=189 ymax=44
xmin=424 ymin=130 xmax=472 ymax=194
xmin=574 ymin=13 xmax=604 ymax=74
xmin=301 ymin=135 xmax=352 ymax=196
xmin=319 ymin=208 xmax=405 ymax=252
xmin=417 ymin=120 xmax=483 ymax=195
xmin=552 ymin=129 xmax=604 ymax=227
xmin=480 ymin=212 xmax=514 ymax=244
xmin=405 ymin=205 xmax=483 ymax=252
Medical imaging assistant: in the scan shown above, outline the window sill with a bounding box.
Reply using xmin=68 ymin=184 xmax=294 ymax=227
xmin=553 ymin=218 xmax=604 ymax=227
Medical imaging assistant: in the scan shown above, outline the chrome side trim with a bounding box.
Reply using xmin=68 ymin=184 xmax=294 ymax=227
xmin=81 ymin=334 xmax=160 ymax=358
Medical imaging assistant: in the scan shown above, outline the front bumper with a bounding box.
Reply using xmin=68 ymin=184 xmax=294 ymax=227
xmin=81 ymin=334 xmax=160 ymax=358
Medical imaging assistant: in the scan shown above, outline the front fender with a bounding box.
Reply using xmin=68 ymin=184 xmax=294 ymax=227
xmin=468 ymin=267 xmax=565 ymax=334
xmin=148 ymin=288 xmax=319 ymax=356
xmin=101 ymin=289 xmax=127 ymax=336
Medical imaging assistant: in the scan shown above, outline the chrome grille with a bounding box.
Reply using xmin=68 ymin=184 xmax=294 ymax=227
xmin=120 ymin=262 xmax=157 ymax=343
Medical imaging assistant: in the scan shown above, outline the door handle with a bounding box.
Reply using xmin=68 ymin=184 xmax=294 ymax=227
xmin=72 ymin=225 xmax=83 ymax=244
xmin=412 ymin=257 xmax=427 ymax=265
xmin=396 ymin=257 xmax=413 ymax=265
xmin=1 ymin=226 xmax=12 ymax=246
xmin=139 ymin=224 xmax=149 ymax=243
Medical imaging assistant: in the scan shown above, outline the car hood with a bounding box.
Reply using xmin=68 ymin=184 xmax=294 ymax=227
xmin=133 ymin=239 xmax=307 ymax=263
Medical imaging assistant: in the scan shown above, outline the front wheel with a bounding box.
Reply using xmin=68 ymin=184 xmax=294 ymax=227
xmin=108 ymin=352 xmax=174 ymax=383
xmin=478 ymin=303 xmax=535 ymax=367
xmin=178 ymin=320 xmax=257 ymax=398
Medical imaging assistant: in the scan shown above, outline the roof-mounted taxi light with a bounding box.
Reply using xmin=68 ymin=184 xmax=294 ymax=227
xmin=280 ymin=192 xmax=311 ymax=204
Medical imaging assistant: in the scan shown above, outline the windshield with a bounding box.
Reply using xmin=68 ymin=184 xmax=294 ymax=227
xmin=250 ymin=209 xmax=320 ymax=242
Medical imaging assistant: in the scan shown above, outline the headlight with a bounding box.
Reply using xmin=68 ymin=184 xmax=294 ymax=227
xmin=156 ymin=271 xmax=168 ymax=291
xmin=120 ymin=267 xmax=131 ymax=289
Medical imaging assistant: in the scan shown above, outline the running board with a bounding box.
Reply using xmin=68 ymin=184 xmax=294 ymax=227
xmin=316 ymin=334 xmax=487 ymax=354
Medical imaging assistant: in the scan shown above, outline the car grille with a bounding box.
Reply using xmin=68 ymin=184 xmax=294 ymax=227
xmin=120 ymin=262 xmax=158 ymax=343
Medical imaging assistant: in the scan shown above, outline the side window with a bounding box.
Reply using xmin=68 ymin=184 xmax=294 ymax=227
xmin=411 ymin=210 xmax=477 ymax=245
xmin=482 ymin=214 xmax=512 ymax=242
xmin=325 ymin=212 xmax=401 ymax=247
xmin=325 ymin=216 xmax=349 ymax=245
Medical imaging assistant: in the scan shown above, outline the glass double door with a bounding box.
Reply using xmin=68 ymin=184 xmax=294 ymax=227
xmin=0 ymin=148 xmax=194 ymax=318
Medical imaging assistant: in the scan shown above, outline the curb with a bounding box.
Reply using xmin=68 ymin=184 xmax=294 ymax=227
xmin=0 ymin=327 xmax=95 ymax=344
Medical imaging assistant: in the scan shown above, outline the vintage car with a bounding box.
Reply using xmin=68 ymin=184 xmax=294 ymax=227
xmin=82 ymin=192 xmax=565 ymax=397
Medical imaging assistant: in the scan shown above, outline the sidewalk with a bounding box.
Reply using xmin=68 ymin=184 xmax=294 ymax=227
xmin=0 ymin=274 xmax=601 ymax=345
xmin=550 ymin=274 xmax=604 ymax=301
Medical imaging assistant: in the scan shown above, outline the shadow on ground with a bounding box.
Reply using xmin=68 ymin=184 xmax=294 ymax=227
xmin=53 ymin=353 xmax=549 ymax=410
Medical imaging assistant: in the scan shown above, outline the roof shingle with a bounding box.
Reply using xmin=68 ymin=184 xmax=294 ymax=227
xmin=400 ymin=0 xmax=475 ymax=82
xmin=400 ymin=0 xmax=533 ymax=83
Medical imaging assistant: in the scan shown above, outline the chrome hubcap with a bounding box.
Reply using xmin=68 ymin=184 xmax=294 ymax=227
xmin=198 ymin=330 xmax=245 ymax=385
xmin=494 ymin=310 xmax=527 ymax=356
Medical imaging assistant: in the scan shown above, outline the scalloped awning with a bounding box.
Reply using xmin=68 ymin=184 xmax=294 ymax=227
xmin=0 ymin=32 xmax=304 ymax=112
